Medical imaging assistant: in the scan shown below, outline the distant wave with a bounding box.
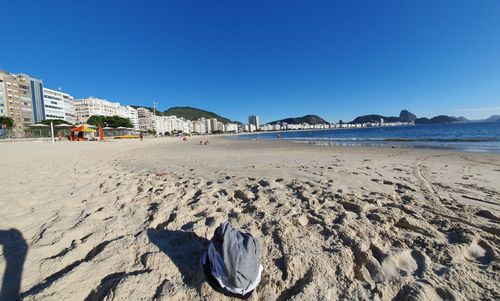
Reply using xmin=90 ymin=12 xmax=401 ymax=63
xmin=281 ymin=137 xmax=499 ymax=142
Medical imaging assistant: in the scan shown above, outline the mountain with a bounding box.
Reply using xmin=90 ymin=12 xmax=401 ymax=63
xmin=268 ymin=115 xmax=328 ymax=125
xmin=350 ymin=110 xmax=416 ymax=124
xmin=414 ymin=115 xmax=461 ymax=124
xmin=350 ymin=110 xmax=464 ymax=124
xmin=482 ymin=115 xmax=500 ymax=122
xmin=350 ymin=114 xmax=401 ymax=124
xmin=399 ymin=110 xmax=417 ymax=122
xmin=163 ymin=106 xmax=232 ymax=124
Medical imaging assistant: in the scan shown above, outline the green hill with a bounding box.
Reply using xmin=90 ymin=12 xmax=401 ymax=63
xmin=415 ymin=115 xmax=461 ymax=124
xmin=268 ymin=115 xmax=329 ymax=125
xmin=350 ymin=114 xmax=401 ymax=124
xmin=163 ymin=106 xmax=232 ymax=124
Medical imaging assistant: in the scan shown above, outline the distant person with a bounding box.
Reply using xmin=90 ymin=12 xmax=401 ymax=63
xmin=276 ymin=133 xmax=281 ymax=139
xmin=201 ymin=222 xmax=262 ymax=299
xmin=139 ymin=133 xmax=143 ymax=141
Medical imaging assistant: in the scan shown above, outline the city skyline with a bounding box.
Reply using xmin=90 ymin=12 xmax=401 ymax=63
xmin=1 ymin=1 xmax=499 ymax=122
xmin=2 ymin=66 xmax=498 ymax=125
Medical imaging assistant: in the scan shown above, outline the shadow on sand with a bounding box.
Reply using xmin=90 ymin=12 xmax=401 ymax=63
xmin=147 ymin=228 xmax=209 ymax=289
xmin=0 ymin=229 xmax=28 ymax=301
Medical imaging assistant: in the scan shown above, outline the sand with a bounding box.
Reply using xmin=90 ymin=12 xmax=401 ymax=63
xmin=0 ymin=137 xmax=499 ymax=300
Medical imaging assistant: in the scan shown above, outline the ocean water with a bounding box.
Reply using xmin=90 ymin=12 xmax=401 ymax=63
xmin=232 ymin=122 xmax=500 ymax=153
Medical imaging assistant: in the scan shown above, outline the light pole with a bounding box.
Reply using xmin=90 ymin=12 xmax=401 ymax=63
xmin=152 ymin=101 xmax=158 ymax=137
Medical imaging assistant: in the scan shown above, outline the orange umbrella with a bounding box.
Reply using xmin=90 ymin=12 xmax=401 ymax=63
xmin=70 ymin=125 xmax=96 ymax=133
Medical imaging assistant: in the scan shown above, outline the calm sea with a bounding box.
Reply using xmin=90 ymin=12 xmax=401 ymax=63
xmin=232 ymin=122 xmax=500 ymax=153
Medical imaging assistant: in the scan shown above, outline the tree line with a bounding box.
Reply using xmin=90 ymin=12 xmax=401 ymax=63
xmin=86 ymin=115 xmax=133 ymax=128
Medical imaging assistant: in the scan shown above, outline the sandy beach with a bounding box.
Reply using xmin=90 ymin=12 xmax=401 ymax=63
xmin=1 ymin=138 xmax=499 ymax=300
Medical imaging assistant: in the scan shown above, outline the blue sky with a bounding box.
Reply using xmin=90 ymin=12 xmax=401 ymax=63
xmin=1 ymin=0 xmax=499 ymax=122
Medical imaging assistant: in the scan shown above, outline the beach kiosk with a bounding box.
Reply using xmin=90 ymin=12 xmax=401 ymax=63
xmin=55 ymin=123 xmax=73 ymax=140
xmin=70 ymin=124 xmax=96 ymax=141
xmin=28 ymin=123 xmax=49 ymax=138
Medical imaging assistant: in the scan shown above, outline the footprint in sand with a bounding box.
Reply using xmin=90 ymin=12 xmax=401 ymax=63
xmin=381 ymin=249 xmax=428 ymax=278
xmin=394 ymin=280 xmax=456 ymax=301
xmin=464 ymin=239 xmax=494 ymax=265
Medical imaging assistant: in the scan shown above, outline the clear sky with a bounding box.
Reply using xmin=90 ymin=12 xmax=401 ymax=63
xmin=1 ymin=0 xmax=499 ymax=123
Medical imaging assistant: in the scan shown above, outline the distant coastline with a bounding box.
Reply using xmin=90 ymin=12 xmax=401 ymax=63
xmin=231 ymin=122 xmax=500 ymax=153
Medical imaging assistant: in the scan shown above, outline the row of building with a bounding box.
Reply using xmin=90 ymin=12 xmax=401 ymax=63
xmin=248 ymin=114 xmax=413 ymax=132
xmin=154 ymin=116 xmax=239 ymax=135
xmin=0 ymin=71 xmax=75 ymax=135
xmin=257 ymin=121 xmax=413 ymax=131
xmin=1 ymin=69 xmax=412 ymax=137
xmin=0 ymin=70 xmax=242 ymax=137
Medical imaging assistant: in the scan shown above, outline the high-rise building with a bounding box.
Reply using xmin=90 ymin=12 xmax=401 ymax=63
xmin=19 ymin=74 xmax=45 ymax=123
xmin=137 ymin=107 xmax=154 ymax=131
xmin=63 ymin=93 xmax=76 ymax=124
xmin=204 ymin=118 xmax=212 ymax=133
xmin=42 ymin=88 xmax=67 ymax=121
xmin=248 ymin=115 xmax=260 ymax=129
xmin=210 ymin=118 xmax=218 ymax=132
xmin=193 ymin=119 xmax=207 ymax=134
xmin=0 ymin=73 xmax=6 ymax=117
xmin=0 ymin=71 xmax=34 ymax=136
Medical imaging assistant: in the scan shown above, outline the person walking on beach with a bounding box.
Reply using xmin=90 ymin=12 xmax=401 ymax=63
xmin=139 ymin=133 xmax=143 ymax=141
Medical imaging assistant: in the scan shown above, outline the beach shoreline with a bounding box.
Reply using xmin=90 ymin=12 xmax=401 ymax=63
xmin=230 ymin=122 xmax=500 ymax=154
xmin=1 ymin=138 xmax=499 ymax=300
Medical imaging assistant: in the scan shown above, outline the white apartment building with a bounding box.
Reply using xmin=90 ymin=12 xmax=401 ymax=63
xmin=192 ymin=120 xmax=207 ymax=134
xmin=119 ymin=105 xmax=139 ymax=129
xmin=73 ymin=97 xmax=140 ymax=127
xmin=0 ymin=74 xmax=6 ymax=117
xmin=63 ymin=95 xmax=76 ymax=124
xmin=225 ymin=123 xmax=238 ymax=133
xmin=137 ymin=107 xmax=154 ymax=131
xmin=152 ymin=115 xmax=236 ymax=135
xmin=74 ymin=97 xmax=122 ymax=123
xmin=204 ymin=118 xmax=212 ymax=133
xmin=209 ymin=118 xmax=218 ymax=132
xmin=154 ymin=115 xmax=192 ymax=134
xmin=154 ymin=115 xmax=173 ymax=134
xmin=43 ymin=88 xmax=71 ymax=121
xmin=216 ymin=121 xmax=225 ymax=132
xmin=127 ymin=106 xmax=139 ymax=130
